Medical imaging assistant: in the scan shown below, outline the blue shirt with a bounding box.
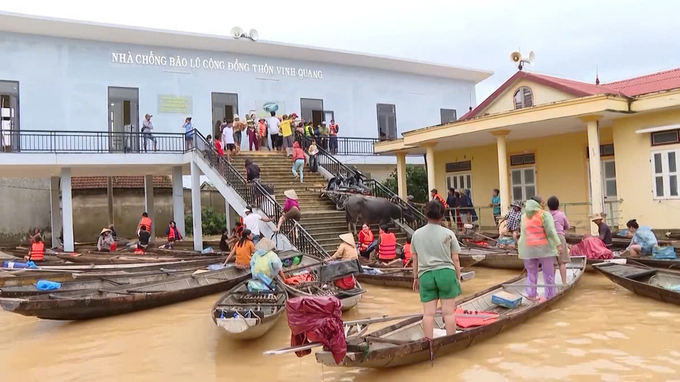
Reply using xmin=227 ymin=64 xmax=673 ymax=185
xmin=184 ymin=122 xmax=194 ymax=136
xmin=492 ymin=195 xmax=501 ymax=215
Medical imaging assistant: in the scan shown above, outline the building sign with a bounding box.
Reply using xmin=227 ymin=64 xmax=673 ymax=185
xmin=111 ymin=51 xmax=323 ymax=80
xmin=158 ymin=95 xmax=192 ymax=114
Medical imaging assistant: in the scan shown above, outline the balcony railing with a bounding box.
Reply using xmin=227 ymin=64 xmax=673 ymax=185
xmin=0 ymin=129 xmax=187 ymax=153
xmin=299 ymin=134 xmax=428 ymax=230
xmin=314 ymin=136 xmax=380 ymax=156
xmin=193 ymin=131 xmax=330 ymax=259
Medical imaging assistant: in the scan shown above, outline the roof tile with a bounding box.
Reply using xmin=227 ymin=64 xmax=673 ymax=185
xmin=72 ymin=176 xmax=173 ymax=190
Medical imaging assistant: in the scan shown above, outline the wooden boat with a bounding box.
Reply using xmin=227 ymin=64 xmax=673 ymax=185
xmin=0 ymin=266 xmax=250 ymax=320
xmin=277 ymin=250 xmax=365 ymax=312
xmin=356 ymin=267 xmax=476 ymax=289
xmin=56 ymin=252 xmax=223 ymax=265
xmin=211 ymin=279 xmax=288 ymax=340
xmin=309 ymin=256 xmax=587 ymax=368
xmin=0 ymin=268 xmax=198 ymax=297
xmin=626 ymin=257 xmax=680 ymax=270
xmin=476 ymin=252 xmax=524 ymax=269
xmin=360 ymin=253 xmax=485 ymax=269
xmin=594 ymin=262 xmax=680 ymax=305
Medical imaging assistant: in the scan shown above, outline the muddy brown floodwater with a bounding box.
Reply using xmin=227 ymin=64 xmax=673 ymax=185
xmin=1 ymin=267 xmax=679 ymax=382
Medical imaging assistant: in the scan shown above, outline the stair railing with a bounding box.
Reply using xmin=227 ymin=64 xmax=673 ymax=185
xmin=191 ymin=130 xmax=330 ymax=259
xmin=298 ymin=134 xmax=427 ymax=230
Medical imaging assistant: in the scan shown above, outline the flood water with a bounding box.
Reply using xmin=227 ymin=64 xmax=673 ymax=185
xmin=1 ymin=267 xmax=679 ymax=382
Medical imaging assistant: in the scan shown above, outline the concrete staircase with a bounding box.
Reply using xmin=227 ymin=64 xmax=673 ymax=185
xmin=231 ymin=151 xmax=407 ymax=254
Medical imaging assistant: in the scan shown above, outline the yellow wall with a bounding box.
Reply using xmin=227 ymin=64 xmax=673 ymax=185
xmin=482 ymin=79 xmax=576 ymax=115
xmin=432 ymin=128 xmax=614 ymax=231
xmin=613 ymin=109 xmax=680 ymax=229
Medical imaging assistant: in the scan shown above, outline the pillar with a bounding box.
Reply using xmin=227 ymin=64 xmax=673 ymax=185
xmin=172 ymin=166 xmax=185 ymax=237
xmin=227 ymin=204 xmax=237 ymax=231
xmin=493 ymin=130 xmax=511 ymax=215
xmin=49 ymin=176 xmax=62 ymax=248
xmin=425 ymin=144 xmax=436 ymax=199
xmin=396 ymin=152 xmax=408 ymax=199
xmin=61 ymin=168 xmax=74 ymax=252
xmin=190 ymin=160 xmax=203 ymax=251
xmin=106 ymin=177 xmax=114 ymax=226
xmin=583 ymin=115 xmax=603 ymax=235
xmin=144 ymin=175 xmax=155 ymax=242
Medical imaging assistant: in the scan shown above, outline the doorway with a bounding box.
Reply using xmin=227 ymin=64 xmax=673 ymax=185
xmin=108 ymin=87 xmax=139 ymax=152
xmin=212 ymin=93 xmax=239 ymax=137
xmin=0 ymin=80 xmax=19 ymax=152
xmin=301 ymin=98 xmax=324 ymax=126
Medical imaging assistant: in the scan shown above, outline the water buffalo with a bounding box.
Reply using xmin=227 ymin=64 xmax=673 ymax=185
xmin=345 ymin=195 xmax=405 ymax=233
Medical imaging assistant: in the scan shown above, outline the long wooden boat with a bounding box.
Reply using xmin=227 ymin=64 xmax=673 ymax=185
xmin=0 ymin=268 xmax=198 ymax=297
xmin=360 ymin=253 xmax=485 ymax=269
xmin=356 ymin=267 xmax=476 ymax=289
xmin=476 ymin=253 xmax=524 ymax=269
xmin=56 ymin=252 xmax=222 ymax=265
xmin=310 ymin=256 xmax=586 ymax=368
xmin=627 ymin=257 xmax=680 ymax=270
xmin=0 ymin=266 xmax=250 ymax=320
xmin=211 ymin=279 xmax=288 ymax=340
xmin=594 ymin=262 xmax=680 ymax=305
xmin=277 ymin=251 xmax=365 ymax=312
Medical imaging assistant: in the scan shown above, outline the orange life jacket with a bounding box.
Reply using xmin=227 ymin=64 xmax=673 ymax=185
xmin=403 ymin=243 xmax=412 ymax=262
xmin=30 ymin=241 xmax=45 ymax=261
xmin=433 ymin=194 xmax=448 ymax=208
xmin=358 ymin=230 xmax=374 ymax=250
xmin=139 ymin=217 xmax=152 ymax=232
xmin=379 ymin=232 xmax=397 ymax=260
xmin=168 ymin=227 xmax=181 ymax=241
xmin=258 ymin=122 xmax=267 ymax=137
xmin=524 ymin=212 xmax=548 ymax=247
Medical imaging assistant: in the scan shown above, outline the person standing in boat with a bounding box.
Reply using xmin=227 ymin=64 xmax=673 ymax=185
xmin=411 ymin=200 xmax=462 ymax=339
xmin=224 ymin=229 xmax=256 ymax=269
xmin=548 ymin=196 xmax=570 ymax=284
xmin=518 ymin=196 xmax=561 ymax=300
xmin=626 ymin=219 xmax=658 ymax=256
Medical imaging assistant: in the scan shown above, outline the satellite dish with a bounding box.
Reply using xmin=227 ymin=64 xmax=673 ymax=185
xmin=230 ymin=27 xmax=243 ymax=39
xmin=249 ymin=29 xmax=259 ymax=41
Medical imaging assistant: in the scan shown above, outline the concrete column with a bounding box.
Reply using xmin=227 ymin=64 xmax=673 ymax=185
xmin=191 ymin=161 xmax=203 ymax=251
xmin=396 ymin=152 xmax=408 ymax=199
xmin=172 ymin=166 xmax=185 ymax=237
xmin=425 ymin=144 xmax=436 ymax=199
xmin=106 ymin=177 xmax=114 ymax=226
xmin=49 ymin=176 xmax=62 ymax=248
xmin=493 ymin=130 xmax=511 ymax=215
xmin=61 ymin=168 xmax=74 ymax=252
xmin=226 ymin=204 xmax=236 ymax=231
xmin=583 ymin=115 xmax=603 ymax=235
xmin=144 ymin=175 xmax=155 ymax=242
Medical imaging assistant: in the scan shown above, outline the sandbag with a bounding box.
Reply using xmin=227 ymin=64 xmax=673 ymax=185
xmin=569 ymin=236 xmax=613 ymax=260
xmin=287 ymin=296 xmax=346 ymax=364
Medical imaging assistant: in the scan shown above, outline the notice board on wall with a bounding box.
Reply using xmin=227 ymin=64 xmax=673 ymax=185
xmin=158 ymin=95 xmax=193 ymax=114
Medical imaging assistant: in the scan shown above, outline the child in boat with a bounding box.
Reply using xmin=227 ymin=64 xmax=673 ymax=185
xmin=402 ymin=236 xmax=412 ymax=267
xmin=224 ymin=229 xmax=256 ymax=269
xmin=411 ymin=201 xmax=462 ymax=339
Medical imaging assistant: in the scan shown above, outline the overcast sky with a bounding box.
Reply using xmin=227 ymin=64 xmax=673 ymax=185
xmin=3 ymin=0 xmax=680 ymax=104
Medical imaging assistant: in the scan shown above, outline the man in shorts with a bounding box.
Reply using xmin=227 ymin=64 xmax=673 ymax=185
xmin=411 ymin=200 xmax=462 ymax=339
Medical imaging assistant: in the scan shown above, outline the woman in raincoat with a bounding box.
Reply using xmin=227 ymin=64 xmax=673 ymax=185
xmin=626 ymin=219 xmax=658 ymax=256
xmin=517 ymin=197 xmax=562 ymax=300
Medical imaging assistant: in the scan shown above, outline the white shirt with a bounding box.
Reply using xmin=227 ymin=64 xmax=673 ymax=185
xmin=268 ymin=117 xmax=280 ymax=135
xmin=222 ymin=126 xmax=235 ymax=145
xmin=142 ymin=119 xmax=153 ymax=132
xmin=243 ymin=213 xmax=262 ymax=236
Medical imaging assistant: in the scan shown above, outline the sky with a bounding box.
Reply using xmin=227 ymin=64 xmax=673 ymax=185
xmin=2 ymin=0 xmax=680 ymax=104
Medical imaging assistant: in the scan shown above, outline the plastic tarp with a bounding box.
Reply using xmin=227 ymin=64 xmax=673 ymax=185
xmin=569 ymin=237 xmax=613 ymax=260
xmin=653 ymin=246 xmax=677 ymax=260
xmin=286 ymin=296 xmax=346 ymax=364
xmin=319 ymin=259 xmax=362 ymax=283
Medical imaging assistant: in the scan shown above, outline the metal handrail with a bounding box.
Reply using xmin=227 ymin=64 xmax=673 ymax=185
xmin=191 ymin=130 xmax=329 ymax=259
xmin=0 ymin=129 xmax=187 ymax=153
xmin=299 ymin=134 xmax=427 ymax=230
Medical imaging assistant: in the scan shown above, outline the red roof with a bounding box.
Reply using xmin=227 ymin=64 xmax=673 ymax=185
xmin=72 ymin=176 xmax=173 ymax=190
xmin=460 ymin=68 xmax=680 ymax=120
xmin=603 ymin=68 xmax=680 ymax=97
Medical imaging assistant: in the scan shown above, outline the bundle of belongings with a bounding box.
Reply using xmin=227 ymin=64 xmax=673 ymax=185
xmin=248 ymin=250 xmax=283 ymax=292
xmin=286 ymin=296 xmax=346 ymax=364
xmin=569 ymin=236 xmax=613 ymax=260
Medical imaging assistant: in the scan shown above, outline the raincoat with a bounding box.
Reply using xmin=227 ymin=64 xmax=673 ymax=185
xmin=517 ymin=200 xmax=560 ymax=260
xmin=628 ymin=226 xmax=658 ymax=252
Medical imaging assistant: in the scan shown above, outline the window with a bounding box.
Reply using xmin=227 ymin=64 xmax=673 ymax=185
xmin=586 ymin=144 xmax=615 ymax=158
xmin=652 ymin=130 xmax=680 ymax=146
xmin=440 ymin=109 xmax=457 ymax=124
xmin=446 ymin=173 xmax=472 ymax=194
xmin=510 ymin=153 xmax=535 ymax=166
xmin=652 ymin=149 xmax=680 ymax=199
xmin=511 ymin=167 xmax=536 ymax=201
xmin=445 ymin=161 xmax=471 ymax=173
xmin=377 ymin=104 xmax=397 ymax=140
xmin=513 ymin=86 xmax=533 ymax=109
xmin=301 ymin=98 xmax=324 ymax=127
xmin=0 ymin=80 xmax=19 ymax=150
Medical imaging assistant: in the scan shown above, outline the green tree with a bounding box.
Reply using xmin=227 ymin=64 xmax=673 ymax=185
xmin=382 ymin=165 xmax=428 ymax=203
xmin=185 ymin=207 xmax=227 ymax=236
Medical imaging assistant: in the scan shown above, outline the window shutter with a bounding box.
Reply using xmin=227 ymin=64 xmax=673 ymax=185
xmin=523 ymin=88 xmax=533 ymax=107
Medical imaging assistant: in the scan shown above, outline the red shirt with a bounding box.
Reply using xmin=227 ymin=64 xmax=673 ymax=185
xmin=215 ymin=140 xmax=225 ymax=157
